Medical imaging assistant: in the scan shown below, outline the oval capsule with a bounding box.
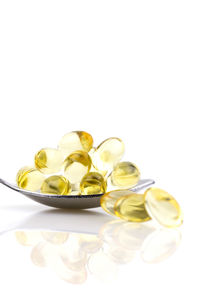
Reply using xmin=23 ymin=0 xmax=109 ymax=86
xmin=92 ymin=137 xmax=125 ymax=174
xmin=100 ymin=190 xmax=134 ymax=216
xmin=41 ymin=175 xmax=71 ymax=195
xmin=144 ymin=187 xmax=183 ymax=228
xmin=63 ymin=150 xmax=92 ymax=184
xmin=114 ymin=193 xmax=151 ymax=222
xmin=110 ymin=161 xmax=140 ymax=189
xmin=58 ymin=131 xmax=93 ymax=157
xmin=35 ymin=148 xmax=64 ymax=174
xmin=16 ymin=166 xmax=45 ymax=191
xmin=80 ymin=172 xmax=107 ymax=195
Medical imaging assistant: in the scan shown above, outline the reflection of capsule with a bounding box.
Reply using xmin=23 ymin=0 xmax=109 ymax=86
xmin=59 ymin=234 xmax=87 ymax=271
xmin=104 ymin=244 xmax=137 ymax=264
xmin=15 ymin=231 xmax=43 ymax=246
xmin=141 ymin=229 xmax=182 ymax=264
xmin=53 ymin=256 xmax=87 ymax=284
xmin=116 ymin=222 xmax=155 ymax=251
xmin=41 ymin=231 xmax=69 ymax=245
xmin=31 ymin=242 xmax=49 ymax=267
xmin=99 ymin=220 xmax=126 ymax=245
xmin=78 ymin=234 xmax=103 ymax=254
xmin=87 ymin=250 xmax=118 ymax=282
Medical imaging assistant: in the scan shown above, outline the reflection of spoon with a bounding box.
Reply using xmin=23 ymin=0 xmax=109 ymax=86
xmin=0 ymin=178 xmax=154 ymax=209
xmin=0 ymin=208 xmax=113 ymax=235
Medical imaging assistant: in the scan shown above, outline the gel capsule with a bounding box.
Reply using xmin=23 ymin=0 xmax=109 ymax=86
xmin=92 ymin=137 xmax=125 ymax=174
xmin=110 ymin=161 xmax=140 ymax=189
xmin=41 ymin=175 xmax=71 ymax=195
xmin=80 ymin=172 xmax=107 ymax=195
xmin=114 ymin=193 xmax=151 ymax=222
xmin=16 ymin=166 xmax=45 ymax=191
xmin=100 ymin=190 xmax=134 ymax=216
xmin=58 ymin=131 xmax=93 ymax=157
xmin=35 ymin=148 xmax=64 ymax=174
xmin=144 ymin=187 xmax=183 ymax=228
xmin=63 ymin=150 xmax=92 ymax=184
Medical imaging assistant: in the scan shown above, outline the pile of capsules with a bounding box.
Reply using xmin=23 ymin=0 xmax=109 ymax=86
xmin=16 ymin=130 xmax=183 ymax=228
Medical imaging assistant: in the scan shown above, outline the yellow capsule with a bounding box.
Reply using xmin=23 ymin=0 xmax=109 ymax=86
xmin=58 ymin=131 xmax=93 ymax=157
xmin=114 ymin=193 xmax=151 ymax=222
xmin=144 ymin=188 xmax=183 ymax=228
xmin=16 ymin=166 xmax=45 ymax=191
xmin=100 ymin=190 xmax=134 ymax=216
xmin=110 ymin=161 xmax=140 ymax=189
xmin=63 ymin=150 xmax=92 ymax=184
xmin=80 ymin=172 xmax=107 ymax=195
xmin=92 ymin=137 xmax=125 ymax=174
xmin=40 ymin=175 xmax=71 ymax=195
xmin=35 ymin=148 xmax=64 ymax=174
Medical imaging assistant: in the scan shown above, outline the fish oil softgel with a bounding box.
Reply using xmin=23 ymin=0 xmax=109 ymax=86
xmin=114 ymin=193 xmax=151 ymax=222
xmin=101 ymin=190 xmax=150 ymax=222
xmin=16 ymin=166 xmax=45 ymax=191
xmin=35 ymin=148 xmax=64 ymax=174
xmin=100 ymin=190 xmax=134 ymax=216
xmin=92 ymin=138 xmax=125 ymax=174
xmin=15 ymin=130 xmax=183 ymax=229
xmin=63 ymin=150 xmax=92 ymax=184
xmin=80 ymin=172 xmax=107 ymax=195
xmin=144 ymin=188 xmax=183 ymax=228
xmin=41 ymin=175 xmax=71 ymax=195
xmin=109 ymin=161 xmax=140 ymax=189
xmin=58 ymin=131 xmax=93 ymax=157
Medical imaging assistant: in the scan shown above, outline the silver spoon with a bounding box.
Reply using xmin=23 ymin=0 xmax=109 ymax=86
xmin=0 ymin=178 xmax=155 ymax=209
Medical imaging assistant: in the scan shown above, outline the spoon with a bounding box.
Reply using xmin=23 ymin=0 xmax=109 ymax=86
xmin=0 ymin=178 xmax=155 ymax=209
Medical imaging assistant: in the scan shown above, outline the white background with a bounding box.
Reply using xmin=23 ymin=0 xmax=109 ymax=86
xmin=0 ymin=0 xmax=199 ymax=299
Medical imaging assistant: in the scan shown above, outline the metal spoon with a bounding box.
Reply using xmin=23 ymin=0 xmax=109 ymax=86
xmin=0 ymin=178 xmax=155 ymax=209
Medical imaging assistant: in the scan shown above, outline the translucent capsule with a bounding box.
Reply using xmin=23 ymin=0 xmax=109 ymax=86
xmin=63 ymin=150 xmax=92 ymax=184
xmin=100 ymin=190 xmax=134 ymax=216
xmin=58 ymin=131 xmax=93 ymax=157
xmin=16 ymin=166 xmax=45 ymax=191
xmin=110 ymin=161 xmax=140 ymax=189
xmin=92 ymin=137 xmax=125 ymax=174
xmin=41 ymin=175 xmax=71 ymax=195
xmin=35 ymin=148 xmax=64 ymax=174
xmin=114 ymin=193 xmax=151 ymax=222
xmin=80 ymin=172 xmax=107 ymax=195
xmin=144 ymin=187 xmax=183 ymax=228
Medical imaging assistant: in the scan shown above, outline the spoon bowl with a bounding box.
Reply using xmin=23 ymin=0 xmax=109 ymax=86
xmin=0 ymin=178 xmax=155 ymax=209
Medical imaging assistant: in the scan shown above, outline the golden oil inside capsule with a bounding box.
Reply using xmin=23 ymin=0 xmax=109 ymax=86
xmin=110 ymin=161 xmax=140 ymax=188
xmin=35 ymin=148 xmax=64 ymax=174
xmin=92 ymin=137 xmax=125 ymax=174
xmin=63 ymin=150 xmax=92 ymax=184
xmin=58 ymin=131 xmax=93 ymax=157
xmin=80 ymin=172 xmax=107 ymax=195
xmin=40 ymin=175 xmax=71 ymax=195
xmin=114 ymin=193 xmax=151 ymax=222
xmin=100 ymin=190 xmax=134 ymax=216
xmin=16 ymin=166 xmax=45 ymax=191
xmin=144 ymin=188 xmax=183 ymax=228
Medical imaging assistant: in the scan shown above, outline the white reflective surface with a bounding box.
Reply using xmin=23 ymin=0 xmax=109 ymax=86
xmin=0 ymin=189 xmax=197 ymax=300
